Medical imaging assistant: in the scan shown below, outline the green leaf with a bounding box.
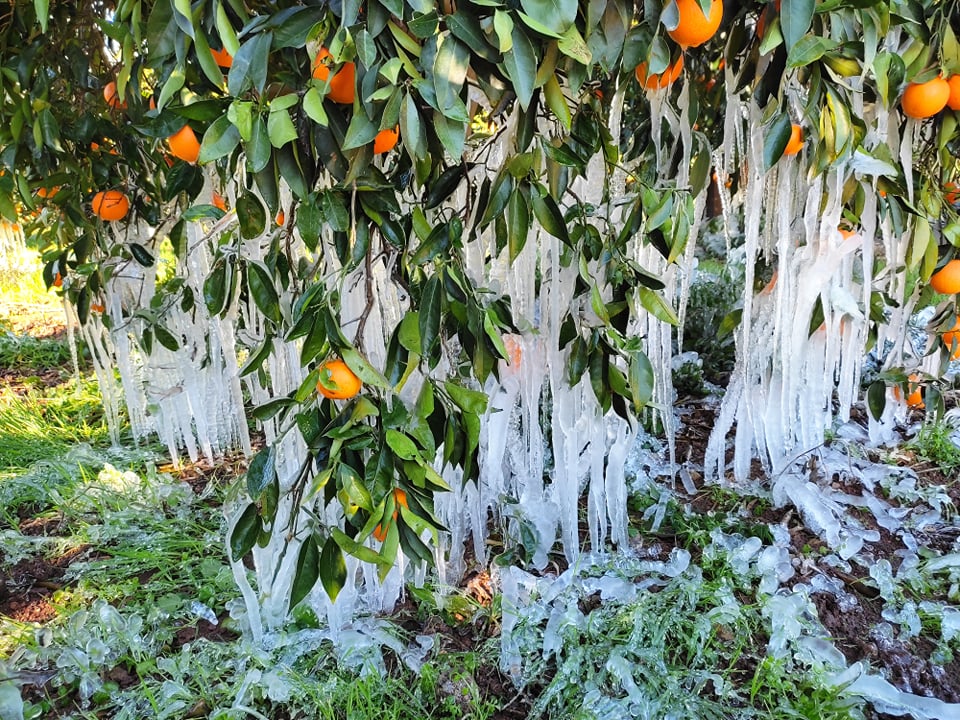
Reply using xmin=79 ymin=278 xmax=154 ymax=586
xmin=531 ymin=188 xmax=569 ymax=245
xmin=629 ymin=349 xmax=654 ymax=411
xmin=129 ymin=243 xmax=155 ymax=267
xmin=637 ymin=287 xmax=679 ymax=326
xmin=319 ymin=536 xmax=347 ymax=602
xmin=228 ymin=31 xmax=273 ymax=96
xmin=193 ymin=30 xmax=226 ymax=88
xmin=230 ymin=503 xmax=260 ymax=561
xmin=502 ymin=25 xmax=537 ymax=111
xmin=235 ymin=192 xmax=266 ymax=239
xmin=247 ymin=262 xmax=281 ymax=323
xmin=557 ymin=24 xmax=591 ymax=65
xmin=341 ymin=346 xmax=390 ymax=389
xmin=199 ymin=115 xmax=241 ymax=163
xmin=154 ymin=324 xmax=180 ymax=351
xmin=443 ymin=380 xmax=488 ymax=415
xmin=425 ymin=164 xmax=465 ymax=209
xmin=781 ymin=0 xmax=815 ymax=52
xmin=386 ymin=429 xmax=419 ymax=460
xmin=246 ymin=446 xmax=275 ymax=499
xmin=507 ymin=186 xmax=530 ymax=262
xmin=267 ymin=106 xmax=298 ymax=148
xmin=303 ymin=87 xmax=328 ymax=126
xmin=203 ymin=260 xmax=231 ymax=315
xmin=419 ymin=274 xmax=442 ymax=356
xmin=297 ymin=198 xmax=322 ymax=251
xmin=786 ymin=35 xmax=837 ymax=68
xmin=34 ymin=0 xmax=49 ymax=32
xmin=331 ymin=527 xmax=388 ymax=565
xmin=398 ymin=312 xmax=421 ymax=353
xmin=433 ymin=35 xmax=471 ymax=122
xmin=401 ymin=92 xmax=427 ymax=160
xmin=247 ymin=117 xmax=271 ymax=173
xmin=289 ymin=535 xmax=320 ymax=609
xmin=241 ymin=332 xmax=274 ymax=377
xmin=763 ymin=112 xmax=793 ymax=170
xmin=867 ymin=380 xmax=886 ymax=421
xmin=342 ymin=110 xmax=378 ymax=150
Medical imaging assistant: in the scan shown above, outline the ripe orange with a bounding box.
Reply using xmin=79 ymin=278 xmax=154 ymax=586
xmin=36 ymin=185 xmax=60 ymax=198
xmin=312 ymin=48 xmax=356 ymax=104
xmin=91 ymin=190 xmax=130 ymax=222
xmin=316 ymin=358 xmax=362 ymax=399
xmin=52 ymin=272 xmax=62 ymax=288
xmin=90 ymin=303 xmax=105 ymax=313
xmin=373 ymin=126 xmax=400 ymax=154
xmin=168 ymin=125 xmax=201 ymax=164
xmin=211 ymin=47 xmax=233 ymax=68
xmin=783 ymin=124 xmax=803 ymax=156
xmin=212 ymin=192 xmax=227 ymax=211
xmin=945 ymin=182 xmax=959 ymax=206
xmin=635 ymin=55 xmax=685 ymax=90
xmin=667 ymin=0 xmax=723 ymax=48
xmin=503 ymin=334 xmax=523 ymax=369
xmin=947 ymin=75 xmax=960 ymax=111
xmin=930 ymin=259 xmax=960 ymax=294
xmin=373 ymin=489 xmax=409 ymax=542
xmin=275 ymin=210 xmax=285 ymax=225
xmin=103 ymin=81 xmax=126 ymax=110
xmin=901 ymin=76 xmax=950 ymax=119
xmin=838 ymin=226 xmax=856 ymax=240
xmin=942 ymin=317 xmax=960 ymax=360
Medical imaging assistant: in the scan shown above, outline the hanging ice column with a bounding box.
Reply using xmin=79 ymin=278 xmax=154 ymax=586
xmin=436 ymin=78 xmax=693 ymax=573
xmin=76 ymin=193 xmax=251 ymax=464
xmin=704 ymin=89 xmax=914 ymax=483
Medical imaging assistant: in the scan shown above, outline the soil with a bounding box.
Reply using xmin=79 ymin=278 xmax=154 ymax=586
xmin=673 ymin=399 xmax=960 ymax=712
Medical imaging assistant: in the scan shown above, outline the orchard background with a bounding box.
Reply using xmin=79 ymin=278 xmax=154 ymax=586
xmin=2 ymin=0 xmax=960 ymax=717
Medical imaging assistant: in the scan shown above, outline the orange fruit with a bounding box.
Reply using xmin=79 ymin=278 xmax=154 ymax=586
xmin=901 ymin=76 xmax=950 ymax=119
xmin=942 ymin=317 xmax=960 ymax=360
xmin=211 ymin=47 xmax=233 ymax=68
xmin=947 ymin=75 xmax=960 ymax=111
xmin=312 ymin=48 xmax=356 ymax=104
xmin=838 ymin=226 xmax=856 ymax=240
xmin=212 ymin=192 xmax=227 ymax=211
xmin=635 ymin=55 xmax=685 ymax=90
xmin=91 ymin=190 xmax=129 ymax=222
xmin=930 ymin=259 xmax=960 ymax=294
xmin=168 ymin=125 xmax=201 ymax=164
xmin=275 ymin=210 xmax=285 ymax=225
xmin=945 ymin=182 xmax=959 ymax=206
xmin=316 ymin=358 xmax=362 ymax=399
xmin=52 ymin=272 xmax=62 ymax=288
xmin=503 ymin=334 xmax=523 ymax=369
xmin=103 ymin=81 xmax=126 ymax=110
xmin=667 ymin=0 xmax=723 ymax=48
xmin=783 ymin=124 xmax=803 ymax=156
xmin=373 ymin=489 xmax=409 ymax=542
xmin=892 ymin=375 xmax=924 ymax=408
xmin=36 ymin=185 xmax=60 ymax=198
xmin=373 ymin=126 xmax=400 ymax=154
xmin=90 ymin=303 xmax=105 ymax=313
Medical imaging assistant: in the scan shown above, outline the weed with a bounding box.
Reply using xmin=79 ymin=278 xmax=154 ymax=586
xmin=908 ymin=422 xmax=960 ymax=475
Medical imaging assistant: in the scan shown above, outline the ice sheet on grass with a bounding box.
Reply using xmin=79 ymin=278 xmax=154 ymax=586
xmin=830 ymin=662 xmax=960 ymax=719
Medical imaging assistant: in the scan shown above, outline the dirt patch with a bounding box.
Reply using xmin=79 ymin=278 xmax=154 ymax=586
xmin=171 ymin=617 xmax=240 ymax=648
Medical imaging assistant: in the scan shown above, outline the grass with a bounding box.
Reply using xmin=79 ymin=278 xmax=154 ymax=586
xmin=908 ymin=421 xmax=960 ymax=476
xmin=0 ymin=376 xmax=110 ymax=476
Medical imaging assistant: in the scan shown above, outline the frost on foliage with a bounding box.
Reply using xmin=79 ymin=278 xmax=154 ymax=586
xmin=705 ymin=85 xmax=915 ymax=482
xmin=75 ymin=185 xmax=250 ymax=465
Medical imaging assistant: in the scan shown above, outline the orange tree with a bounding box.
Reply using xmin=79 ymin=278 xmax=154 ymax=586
xmin=2 ymin=0 xmax=960 ymax=628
